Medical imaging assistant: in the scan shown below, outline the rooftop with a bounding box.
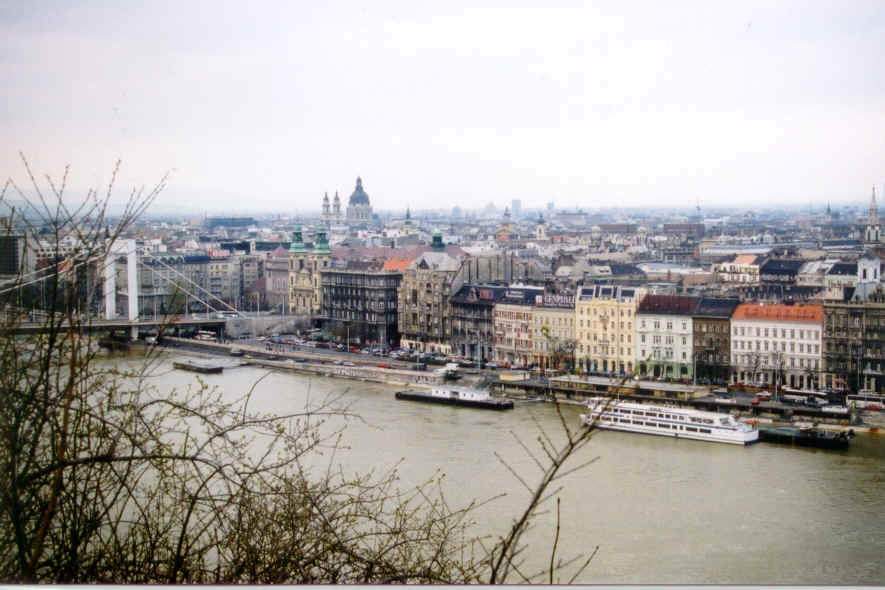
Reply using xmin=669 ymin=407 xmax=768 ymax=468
xmin=732 ymin=303 xmax=823 ymax=323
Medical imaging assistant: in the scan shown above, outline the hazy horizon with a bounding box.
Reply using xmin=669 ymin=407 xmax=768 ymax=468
xmin=4 ymin=1 xmax=884 ymax=214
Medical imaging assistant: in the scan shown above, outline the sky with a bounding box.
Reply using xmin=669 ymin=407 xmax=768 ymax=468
xmin=2 ymin=0 xmax=884 ymax=215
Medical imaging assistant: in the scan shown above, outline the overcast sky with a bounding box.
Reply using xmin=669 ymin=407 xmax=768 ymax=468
xmin=2 ymin=0 xmax=884 ymax=214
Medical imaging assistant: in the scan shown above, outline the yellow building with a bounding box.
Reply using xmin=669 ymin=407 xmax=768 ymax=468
xmin=531 ymin=293 xmax=576 ymax=370
xmin=575 ymin=285 xmax=645 ymax=375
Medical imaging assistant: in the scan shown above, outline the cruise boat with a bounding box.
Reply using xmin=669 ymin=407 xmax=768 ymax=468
xmin=395 ymin=385 xmax=514 ymax=410
xmin=580 ymin=397 xmax=758 ymax=445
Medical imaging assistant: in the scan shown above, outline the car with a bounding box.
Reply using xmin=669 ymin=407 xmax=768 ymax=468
xmin=485 ymin=362 xmax=498 ymax=370
xmin=376 ymin=362 xmax=390 ymax=368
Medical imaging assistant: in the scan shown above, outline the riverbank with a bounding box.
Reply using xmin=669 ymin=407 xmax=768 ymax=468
xmin=152 ymin=337 xmax=879 ymax=435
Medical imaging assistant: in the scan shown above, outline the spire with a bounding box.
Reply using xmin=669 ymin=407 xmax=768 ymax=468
xmin=289 ymin=226 xmax=306 ymax=253
xmin=871 ymin=185 xmax=879 ymax=221
xmin=406 ymin=207 xmax=411 ymax=220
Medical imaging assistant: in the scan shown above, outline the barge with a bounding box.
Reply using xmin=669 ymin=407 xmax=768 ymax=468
xmin=757 ymin=425 xmax=854 ymax=450
xmin=395 ymin=385 xmax=514 ymax=410
xmin=173 ymin=360 xmax=224 ymax=374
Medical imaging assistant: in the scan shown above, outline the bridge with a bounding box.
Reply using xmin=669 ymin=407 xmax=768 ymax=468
xmin=2 ymin=238 xmax=247 ymax=339
xmin=3 ymin=316 xmax=228 ymax=336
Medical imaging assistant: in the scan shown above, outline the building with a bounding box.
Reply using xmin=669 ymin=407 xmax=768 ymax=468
xmin=714 ymin=254 xmax=763 ymax=284
xmin=319 ymin=261 xmax=402 ymax=348
xmin=531 ymin=292 xmax=576 ymax=370
xmin=575 ymin=284 xmax=644 ymax=376
xmin=730 ymin=303 xmax=823 ymax=389
xmin=397 ymin=244 xmax=462 ymax=354
xmin=346 ymin=177 xmax=373 ymax=224
xmin=822 ymin=291 xmax=885 ymax=393
xmin=692 ymin=298 xmax=740 ymax=384
xmin=264 ymin=246 xmax=291 ymax=313
xmin=288 ymin=225 xmax=331 ymax=316
xmin=636 ymin=295 xmax=700 ymax=380
xmin=493 ymin=286 xmax=544 ymax=367
xmin=449 ymin=284 xmax=509 ymax=362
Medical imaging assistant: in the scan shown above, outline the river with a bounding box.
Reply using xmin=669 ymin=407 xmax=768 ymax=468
xmin=138 ymin=353 xmax=885 ymax=584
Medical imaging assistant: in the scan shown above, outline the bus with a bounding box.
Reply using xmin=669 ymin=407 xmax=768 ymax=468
xmin=846 ymin=391 xmax=885 ymax=410
xmin=194 ymin=330 xmax=217 ymax=342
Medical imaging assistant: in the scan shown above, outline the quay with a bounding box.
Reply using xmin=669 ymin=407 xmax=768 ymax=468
xmin=490 ymin=374 xmax=859 ymax=427
xmin=153 ymin=338 xmax=881 ymax=432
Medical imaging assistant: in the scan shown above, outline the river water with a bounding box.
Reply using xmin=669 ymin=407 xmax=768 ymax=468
xmin=136 ymin=353 xmax=885 ymax=585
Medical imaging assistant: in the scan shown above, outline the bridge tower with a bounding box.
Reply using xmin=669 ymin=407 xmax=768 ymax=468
xmin=103 ymin=239 xmax=139 ymax=338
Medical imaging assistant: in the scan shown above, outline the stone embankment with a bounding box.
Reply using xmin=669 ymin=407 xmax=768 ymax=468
xmin=160 ymin=337 xmax=444 ymax=389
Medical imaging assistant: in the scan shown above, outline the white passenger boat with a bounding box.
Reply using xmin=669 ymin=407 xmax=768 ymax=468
xmin=580 ymin=397 xmax=758 ymax=445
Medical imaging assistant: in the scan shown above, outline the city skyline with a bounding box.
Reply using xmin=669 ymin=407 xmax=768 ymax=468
xmin=3 ymin=0 xmax=884 ymax=213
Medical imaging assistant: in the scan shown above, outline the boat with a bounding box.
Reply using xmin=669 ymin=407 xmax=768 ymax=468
xmin=580 ymin=397 xmax=758 ymax=445
xmin=395 ymin=385 xmax=514 ymax=410
xmin=173 ymin=359 xmax=224 ymax=374
xmin=758 ymin=425 xmax=854 ymax=450
xmin=229 ymin=347 xmax=245 ymax=357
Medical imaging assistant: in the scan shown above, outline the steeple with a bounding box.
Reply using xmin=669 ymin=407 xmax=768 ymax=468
xmin=313 ymin=223 xmax=330 ymax=255
xmin=865 ymin=185 xmax=881 ymax=244
xmin=431 ymin=229 xmax=444 ymax=251
xmin=333 ymin=191 xmax=341 ymax=216
xmin=289 ymin=226 xmax=306 ymax=253
xmin=322 ymin=192 xmax=330 ymax=216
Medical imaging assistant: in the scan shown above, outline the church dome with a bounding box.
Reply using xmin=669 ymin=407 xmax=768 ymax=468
xmin=348 ymin=177 xmax=370 ymax=206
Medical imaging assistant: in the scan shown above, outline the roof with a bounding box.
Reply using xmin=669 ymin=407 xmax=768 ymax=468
xmin=637 ymin=295 xmax=700 ymax=315
xmin=693 ymin=297 xmax=740 ymax=318
xmin=732 ymin=303 xmax=823 ymax=323
xmin=827 ymin=262 xmax=857 ymax=276
xmin=760 ymin=259 xmax=804 ymax=274
xmin=733 ymin=254 xmax=760 ymax=265
xmin=348 ymin=177 xmax=370 ymax=206
xmin=381 ymin=256 xmax=415 ymax=271
xmin=450 ymin=284 xmax=510 ymax=305
xmin=407 ymin=251 xmax=461 ymax=272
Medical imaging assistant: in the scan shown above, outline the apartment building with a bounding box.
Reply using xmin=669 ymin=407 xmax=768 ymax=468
xmin=575 ymin=284 xmax=645 ymax=375
xmin=531 ymin=292 xmax=576 ymax=370
xmin=493 ymin=286 xmax=543 ymax=367
xmin=636 ymin=295 xmax=700 ymax=380
xmin=730 ymin=303 xmax=823 ymax=389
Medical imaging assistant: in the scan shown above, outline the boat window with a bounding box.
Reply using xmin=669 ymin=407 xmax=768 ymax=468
xmin=632 ymin=420 xmax=643 ymax=425
xmin=645 ymin=422 xmax=656 ymax=427
xmin=700 ymin=428 xmax=711 ymax=434
xmin=685 ymin=426 xmax=698 ymax=432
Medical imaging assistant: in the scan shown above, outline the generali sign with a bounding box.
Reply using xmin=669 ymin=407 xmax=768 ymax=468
xmin=535 ymin=294 xmax=575 ymax=308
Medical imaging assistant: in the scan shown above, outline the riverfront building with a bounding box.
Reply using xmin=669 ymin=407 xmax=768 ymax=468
xmin=575 ymin=284 xmax=645 ymax=376
xmin=397 ymin=240 xmax=462 ymax=355
xmin=449 ymin=284 xmax=509 ymax=362
xmin=288 ymin=225 xmax=331 ymax=316
xmin=319 ymin=260 xmax=402 ymax=348
xmin=531 ymin=292 xmax=576 ymax=370
xmin=692 ymin=298 xmax=740 ymax=384
xmin=492 ymin=286 xmax=544 ymax=367
xmin=730 ymin=303 xmax=823 ymax=389
xmin=636 ymin=295 xmax=700 ymax=380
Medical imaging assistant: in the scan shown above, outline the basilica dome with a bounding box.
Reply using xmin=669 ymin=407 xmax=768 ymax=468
xmin=348 ymin=177 xmax=370 ymax=206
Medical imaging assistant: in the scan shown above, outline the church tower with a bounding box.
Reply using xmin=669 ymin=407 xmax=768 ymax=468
xmin=865 ymin=186 xmax=881 ymax=244
xmin=332 ymin=191 xmax=341 ymax=221
xmin=322 ymin=192 xmax=331 ymax=222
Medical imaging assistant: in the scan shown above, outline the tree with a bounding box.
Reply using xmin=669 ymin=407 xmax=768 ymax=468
xmin=1 ymin=156 xmax=602 ymax=583
xmin=541 ymin=324 xmax=577 ymax=373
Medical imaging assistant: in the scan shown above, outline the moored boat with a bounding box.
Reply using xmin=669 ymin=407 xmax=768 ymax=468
xmin=757 ymin=425 xmax=854 ymax=450
xmin=580 ymin=397 xmax=758 ymax=445
xmin=173 ymin=359 xmax=224 ymax=374
xmin=395 ymin=386 xmax=514 ymax=410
